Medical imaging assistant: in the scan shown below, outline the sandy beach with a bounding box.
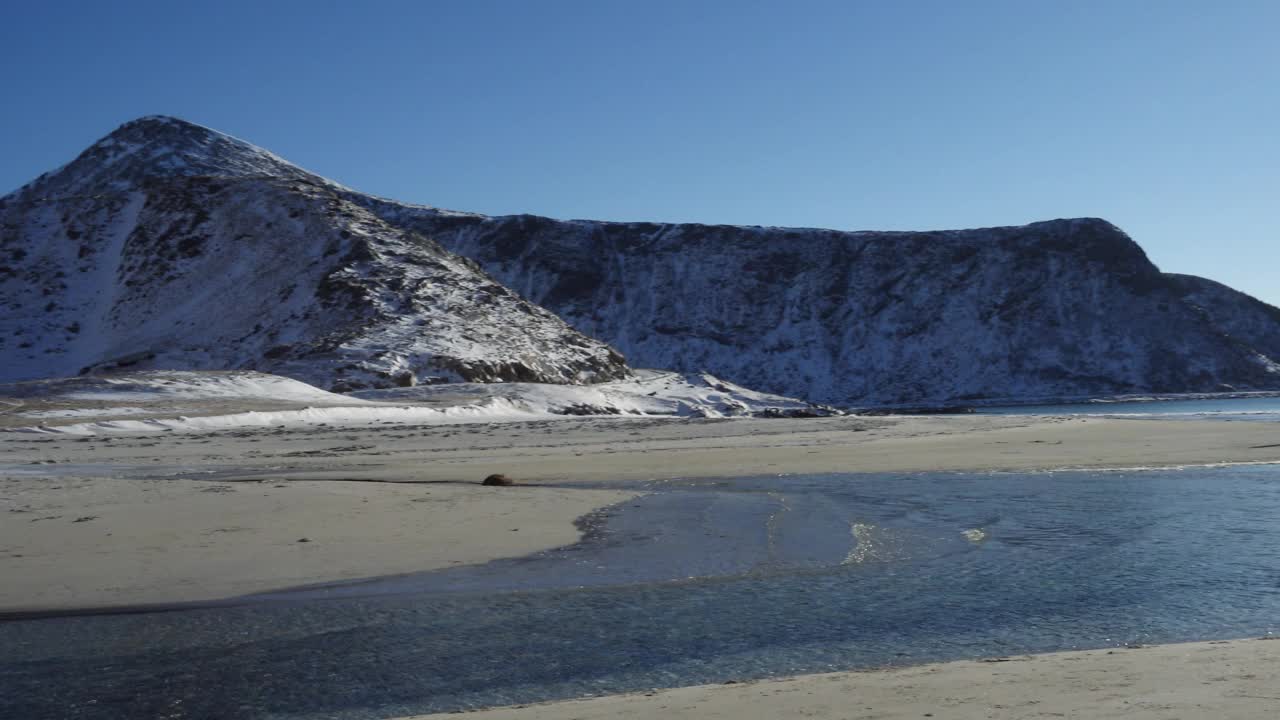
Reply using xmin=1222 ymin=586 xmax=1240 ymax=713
xmin=0 ymin=476 xmax=634 ymax=611
xmin=3 ymin=413 xmax=1280 ymax=717
xmin=3 ymin=414 xmax=1279 ymax=611
xmin=401 ymin=638 xmax=1280 ymax=720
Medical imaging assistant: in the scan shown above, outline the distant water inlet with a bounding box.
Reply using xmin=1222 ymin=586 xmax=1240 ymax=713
xmin=5 ymin=467 xmax=1280 ymax=719
xmin=977 ymin=394 xmax=1280 ymax=420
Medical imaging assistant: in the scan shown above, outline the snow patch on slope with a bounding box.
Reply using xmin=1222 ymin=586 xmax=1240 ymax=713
xmin=13 ymin=400 xmax=543 ymax=436
xmin=354 ymin=369 xmax=837 ymax=418
xmin=24 ymin=371 xmax=373 ymax=403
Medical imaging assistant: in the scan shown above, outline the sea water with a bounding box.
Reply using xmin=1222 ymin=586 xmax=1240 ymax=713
xmin=977 ymin=394 xmax=1280 ymax=420
xmin=4 ymin=466 xmax=1280 ymax=719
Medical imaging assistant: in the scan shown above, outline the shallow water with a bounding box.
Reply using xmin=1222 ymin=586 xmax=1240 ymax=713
xmin=5 ymin=466 xmax=1280 ymax=719
xmin=977 ymin=395 xmax=1280 ymax=420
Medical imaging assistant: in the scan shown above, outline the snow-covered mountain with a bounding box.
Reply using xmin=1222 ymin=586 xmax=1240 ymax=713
xmin=370 ymin=211 xmax=1280 ymax=405
xmin=0 ymin=117 xmax=628 ymax=390
xmin=5 ymin=115 xmax=1278 ymax=404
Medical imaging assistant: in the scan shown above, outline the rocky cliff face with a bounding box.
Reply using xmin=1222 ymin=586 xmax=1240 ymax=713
xmin=370 ymin=208 xmax=1280 ymax=404
xmin=0 ymin=117 xmax=629 ymax=389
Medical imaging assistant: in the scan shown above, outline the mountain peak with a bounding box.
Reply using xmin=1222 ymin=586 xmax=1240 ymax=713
xmin=7 ymin=116 xmax=319 ymax=201
xmin=115 ymin=114 xmax=208 ymax=131
xmin=102 ymin=115 xmax=226 ymax=149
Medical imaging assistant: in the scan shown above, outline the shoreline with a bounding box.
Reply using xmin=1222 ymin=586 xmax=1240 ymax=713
xmin=4 ymin=415 xmax=1280 ymax=612
xmin=398 ymin=637 xmax=1280 ymax=720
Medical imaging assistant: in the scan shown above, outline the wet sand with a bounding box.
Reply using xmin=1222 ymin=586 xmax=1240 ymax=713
xmin=401 ymin=638 xmax=1280 ymax=720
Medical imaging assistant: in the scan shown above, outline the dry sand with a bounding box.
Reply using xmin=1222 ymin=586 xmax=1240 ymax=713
xmin=2 ymin=414 xmax=1278 ymax=611
xmin=0 ymin=475 xmax=633 ymax=611
xmin=401 ymin=638 xmax=1280 ymax=720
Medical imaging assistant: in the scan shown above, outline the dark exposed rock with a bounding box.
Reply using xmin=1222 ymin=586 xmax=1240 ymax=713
xmin=754 ymin=406 xmax=844 ymax=419
xmin=855 ymin=406 xmax=976 ymax=416
xmin=553 ymin=403 xmax=623 ymax=416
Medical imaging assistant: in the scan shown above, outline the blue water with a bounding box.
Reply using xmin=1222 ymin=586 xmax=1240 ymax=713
xmin=5 ymin=466 xmax=1280 ymax=719
xmin=977 ymin=395 xmax=1280 ymax=420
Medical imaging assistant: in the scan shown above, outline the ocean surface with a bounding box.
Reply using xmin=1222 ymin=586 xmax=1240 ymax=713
xmin=977 ymin=395 xmax=1280 ymax=420
xmin=5 ymin=466 xmax=1280 ymax=719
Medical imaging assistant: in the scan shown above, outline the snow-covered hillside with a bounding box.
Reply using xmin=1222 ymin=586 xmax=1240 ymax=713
xmin=0 ymin=117 xmax=628 ymax=390
xmin=0 ymin=370 xmax=369 ymax=405
xmin=353 ymin=369 xmax=838 ymax=418
xmin=374 ymin=211 xmax=1280 ymax=404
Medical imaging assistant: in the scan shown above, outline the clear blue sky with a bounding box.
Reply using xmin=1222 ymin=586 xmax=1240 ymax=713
xmin=3 ymin=1 xmax=1277 ymax=306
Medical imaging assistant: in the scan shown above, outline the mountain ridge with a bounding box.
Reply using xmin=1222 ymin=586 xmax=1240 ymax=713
xmin=4 ymin=116 xmax=1278 ymax=403
xmin=362 ymin=203 xmax=1280 ymax=403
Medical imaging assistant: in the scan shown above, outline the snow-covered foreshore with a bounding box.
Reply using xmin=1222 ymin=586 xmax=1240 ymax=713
xmin=1 ymin=369 xmax=834 ymax=435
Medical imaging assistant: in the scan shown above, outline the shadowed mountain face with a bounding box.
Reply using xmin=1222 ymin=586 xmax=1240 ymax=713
xmin=3 ymin=116 xmax=1277 ymax=402
xmin=1164 ymin=274 xmax=1280 ymax=362
xmin=368 ymin=209 xmax=1280 ymax=405
xmin=0 ymin=117 xmax=629 ymax=390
